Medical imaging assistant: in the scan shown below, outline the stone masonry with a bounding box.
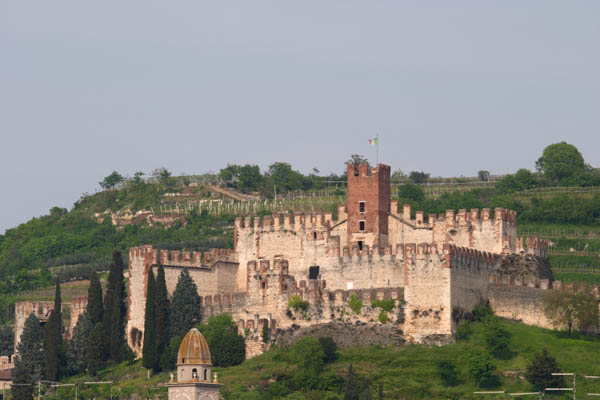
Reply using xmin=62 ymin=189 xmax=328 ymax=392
xmin=126 ymin=162 xmax=552 ymax=358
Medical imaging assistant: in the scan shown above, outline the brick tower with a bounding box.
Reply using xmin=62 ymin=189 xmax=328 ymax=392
xmin=346 ymin=162 xmax=391 ymax=250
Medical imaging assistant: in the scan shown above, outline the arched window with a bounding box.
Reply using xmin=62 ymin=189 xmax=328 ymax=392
xmin=192 ymin=368 xmax=198 ymax=379
xmin=204 ymin=369 xmax=208 ymax=381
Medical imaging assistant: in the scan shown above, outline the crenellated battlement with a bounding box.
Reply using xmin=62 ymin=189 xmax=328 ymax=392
xmin=445 ymin=244 xmax=498 ymax=268
xmin=235 ymin=212 xmax=336 ymax=231
xmin=396 ymin=205 xmax=518 ymax=227
xmin=129 ymin=245 xmax=236 ymax=268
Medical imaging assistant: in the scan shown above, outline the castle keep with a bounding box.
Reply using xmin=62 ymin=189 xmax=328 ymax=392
xmin=126 ymin=163 xmax=550 ymax=356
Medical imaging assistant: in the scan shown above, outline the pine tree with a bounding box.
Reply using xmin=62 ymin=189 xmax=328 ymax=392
xmin=87 ymin=270 xmax=103 ymax=325
xmin=104 ymin=251 xmax=127 ymax=362
xmin=155 ymin=266 xmax=170 ymax=360
xmin=525 ymin=348 xmax=564 ymax=390
xmin=170 ymin=269 xmax=202 ymax=337
xmin=12 ymin=313 xmax=44 ymax=400
xmin=68 ymin=312 xmax=91 ymax=374
xmin=343 ymin=364 xmax=359 ymax=400
xmin=86 ymin=323 xmax=104 ymax=376
xmin=142 ymin=271 xmax=157 ymax=370
xmin=44 ymin=280 xmax=62 ymax=381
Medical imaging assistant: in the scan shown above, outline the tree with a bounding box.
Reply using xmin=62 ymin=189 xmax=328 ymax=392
xmin=543 ymin=286 xmax=599 ymax=335
xmin=536 ymin=142 xmax=586 ymax=184
xmin=87 ymin=270 xmax=103 ymax=325
xmin=524 ymin=348 xmax=564 ymax=390
xmin=68 ymin=312 xmax=91 ymax=374
xmin=478 ymin=170 xmax=490 ymax=182
xmin=398 ymin=183 xmax=425 ymax=203
xmin=467 ymin=348 xmax=496 ymax=387
xmin=391 ymin=169 xmax=407 ymax=181
xmin=153 ymin=167 xmax=173 ymax=187
xmin=132 ymin=171 xmax=145 ymax=185
xmin=44 ymin=280 xmax=62 ymax=381
xmin=0 ymin=325 xmax=13 ymax=356
xmin=408 ymin=171 xmax=430 ymax=184
xmin=86 ymin=323 xmax=104 ymax=376
xmin=199 ymin=314 xmax=245 ymax=367
xmin=291 ymin=337 xmax=325 ymax=372
xmin=155 ymin=266 xmax=170 ymax=361
xmin=267 ymin=162 xmax=305 ymax=192
xmin=99 ymin=171 xmax=124 ymax=190
xmin=238 ymin=165 xmax=264 ymax=193
xmin=343 ymin=364 xmax=359 ymax=400
xmin=318 ymin=337 xmax=338 ymax=363
xmin=483 ymin=318 xmax=511 ymax=358
xmin=437 ymin=360 xmax=458 ymax=386
xmin=142 ymin=271 xmax=157 ymax=370
xmin=13 ymin=313 xmax=44 ymax=399
xmin=346 ymin=155 xmax=368 ymax=166
xmin=170 ymin=269 xmax=202 ymax=337
xmin=103 ymin=251 xmax=127 ymax=362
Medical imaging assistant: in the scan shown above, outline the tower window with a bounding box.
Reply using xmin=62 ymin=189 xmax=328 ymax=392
xmin=313 ymin=232 xmax=317 ymax=240
xmin=204 ymin=369 xmax=208 ymax=381
xmin=358 ymin=241 xmax=363 ymax=251
xmin=309 ymin=266 xmax=320 ymax=280
xmin=354 ymin=166 xmax=359 ymax=176
xmin=261 ymin=281 xmax=266 ymax=289
xmin=359 ymin=202 xmax=365 ymax=213
xmin=359 ymin=221 xmax=365 ymax=231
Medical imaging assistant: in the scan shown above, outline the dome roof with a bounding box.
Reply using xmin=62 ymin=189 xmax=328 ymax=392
xmin=177 ymin=328 xmax=211 ymax=365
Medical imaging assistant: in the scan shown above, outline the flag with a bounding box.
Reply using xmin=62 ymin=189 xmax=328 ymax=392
xmin=369 ymin=137 xmax=378 ymax=146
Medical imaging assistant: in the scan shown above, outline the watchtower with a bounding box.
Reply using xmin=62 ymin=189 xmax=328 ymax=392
xmin=346 ymin=162 xmax=391 ymax=250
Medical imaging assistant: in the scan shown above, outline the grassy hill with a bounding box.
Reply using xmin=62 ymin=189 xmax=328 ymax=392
xmin=46 ymin=317 xmax=600 ymax=400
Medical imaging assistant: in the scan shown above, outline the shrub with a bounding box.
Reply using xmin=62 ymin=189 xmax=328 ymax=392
xmin=524 ymin=348 xmax=564 ymax=390
xmin=467 ymin=349 xmax=496 ymax=388
xmin=318 ymin=337 xmax=338 ymax=363
xmin=291 ymin=337 xmax=325 ymax=372
xmin=348 ymin=294 xmax=363 ymax=315
xmin=371 ymin=299 xmax=395 ymax=312
xmin=483 ymin=318 xmax=512 ymax=358
xmin=378 ymin=311 xmax=389 ymax=323
xmin=473 ymin=305 xmax=494 ymax=322
xmin=288 ymin=295 xmax=309 ymax=312
xmin=261 ymin=323 xmax=270 ymax=343
xmin=199 ymin=315 xmax=245 ymax=367
xmin=455 ymin=321 xmax=472 ymax=341
xmin=437 ymin=360 xmax=458 ymax=386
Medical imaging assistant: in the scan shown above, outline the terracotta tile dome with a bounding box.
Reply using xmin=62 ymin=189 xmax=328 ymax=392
xmin=177 ymin=328 xmax=211 ymax=365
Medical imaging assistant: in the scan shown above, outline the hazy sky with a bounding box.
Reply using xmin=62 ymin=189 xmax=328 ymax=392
xmin=1 ymin=1 xmax=599 ymax=233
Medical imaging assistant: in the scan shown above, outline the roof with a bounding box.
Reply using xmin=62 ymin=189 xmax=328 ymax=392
xmin=177 ymin=328 xmax=211 ymax=365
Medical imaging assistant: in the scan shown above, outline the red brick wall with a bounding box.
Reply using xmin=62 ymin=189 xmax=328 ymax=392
xmin=346 ymin=163 xmax=390 ymax=247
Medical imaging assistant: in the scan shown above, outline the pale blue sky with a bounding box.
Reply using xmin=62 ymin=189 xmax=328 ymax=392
xmin=1 ymin=1 xmax=599 ymax=233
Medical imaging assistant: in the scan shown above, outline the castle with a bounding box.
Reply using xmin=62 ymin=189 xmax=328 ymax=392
xmin=126 ymin=163 xmax=551 ymax=357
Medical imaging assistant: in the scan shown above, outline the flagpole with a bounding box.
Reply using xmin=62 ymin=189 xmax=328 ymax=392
xmin=376 ymin=133 xmax=379 ymax=165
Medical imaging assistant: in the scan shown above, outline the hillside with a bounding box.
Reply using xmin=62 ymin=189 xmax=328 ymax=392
xmin=50 ymin=317 xmax=600 ymax=400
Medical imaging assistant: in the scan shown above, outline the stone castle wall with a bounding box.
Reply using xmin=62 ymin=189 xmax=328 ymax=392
xmin=14 ymin=301 xmax=53 ymax=354
xmin=69 ymin=296 xmax=88 ymax=339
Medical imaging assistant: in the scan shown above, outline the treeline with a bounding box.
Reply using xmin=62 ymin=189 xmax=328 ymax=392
xmin=0 ymin=209 xmax=234 ymax=295
xmin=219 ymin=162 xmax=346 ymax=196
xmin=11 ymin=253 xmax=130 ymax=400
xmin=398 ymin=185 xmax=600 ymax=226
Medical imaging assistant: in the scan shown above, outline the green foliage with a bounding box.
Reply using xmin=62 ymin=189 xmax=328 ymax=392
xmin=455 ymin=321 xmax=472 ymax=341
xmin=371 ymin=299 xmax=395 ymax=312
xmin=472 ymin=305 xmax=494 ymax=322
xmin=159 ymin=334 xmax=184 ymax=372
xmin=170 ymin=269 xmax=202 ymax=337
xmin=436 ymin=360 xmax=458 ymax=386
xmin=524 ymin=348 xmax=563 ymax=390
xmin=44 ymin=280 xmax=63 ymax=381
xmin=318 ymin=337 xmax=338 ymax=363
xmin=99 ymin=171 xmax=124 ymax=190
xmin=288 ymin=294 xmax=309 ymax=311
xmin=104 ymin=251 xmax=127 ymax=362
xmin=142 ymin=271 xmax=157 ymax=370
xmin=348 ymin=294 xmax=363 ymax=315
xmin=483 ymin=317 xmax=511 ymax=358
xmin=14 ymin=313 xmax=44 ymax=384
xmin=11 ymin=358 xmax=34 ymax=400
xmin=536 ymin=141 xmax=586 ymax=184
xmin=155 ymin=266 xmax=170 ymax=359
xmin=397 ymin=183 xmax=425 ymax=204
xmin=543 ymin=285 xmax=599 ymax=335
xmin=291 ymin=337 xmax=325 ymax=372
xmin=199 ymin=314 xmax=245 ymax=367
xmin=86 ymin=322 xmax=104 ymax=376
xmin=261 ymin=322 xmax=270 ymax=343
xmin=377 ymin=311 xmax=388 ymax=324
xmin=497 ymin=169 xmax=539 ymax=193
xmin=409 ymin=171 xmax=430 ymax=184
xmin=342 ymin=363 xmax=372 ymax=400
xmin=68 ymin=312 xmax=91 ymax=374
xmin=0 ymin=325 xmax=13 ymax=356
xmin=467 ymin=348 xmax=496 ymax=387
xmin=86 ymin=270 xmax=103 ymax=325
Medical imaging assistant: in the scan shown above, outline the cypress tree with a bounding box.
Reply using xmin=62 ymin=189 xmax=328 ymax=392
xmin=87 ymin=270 xmax=103 ymax=325
xmin=170 ymin=269 xmax=202 ymax=337
xmin=343 ymin=364 xmax=359 ymax=400
xmin=142 ymin=271 xmax=157 ymax=370
xmin=12 ymin=313 xmax=44 ymax=400
xmin=104 ymin=251 xmax=126 ymax=362
xmin=44 ymin=280 xmax=62 ymax=381
xmin=86 ymin=323 xmax=104 ymax=376
xmin=155 ymin=266 xmax=170 ymax=359
xmin=68 ymin=312 xmax=91 ymax=374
